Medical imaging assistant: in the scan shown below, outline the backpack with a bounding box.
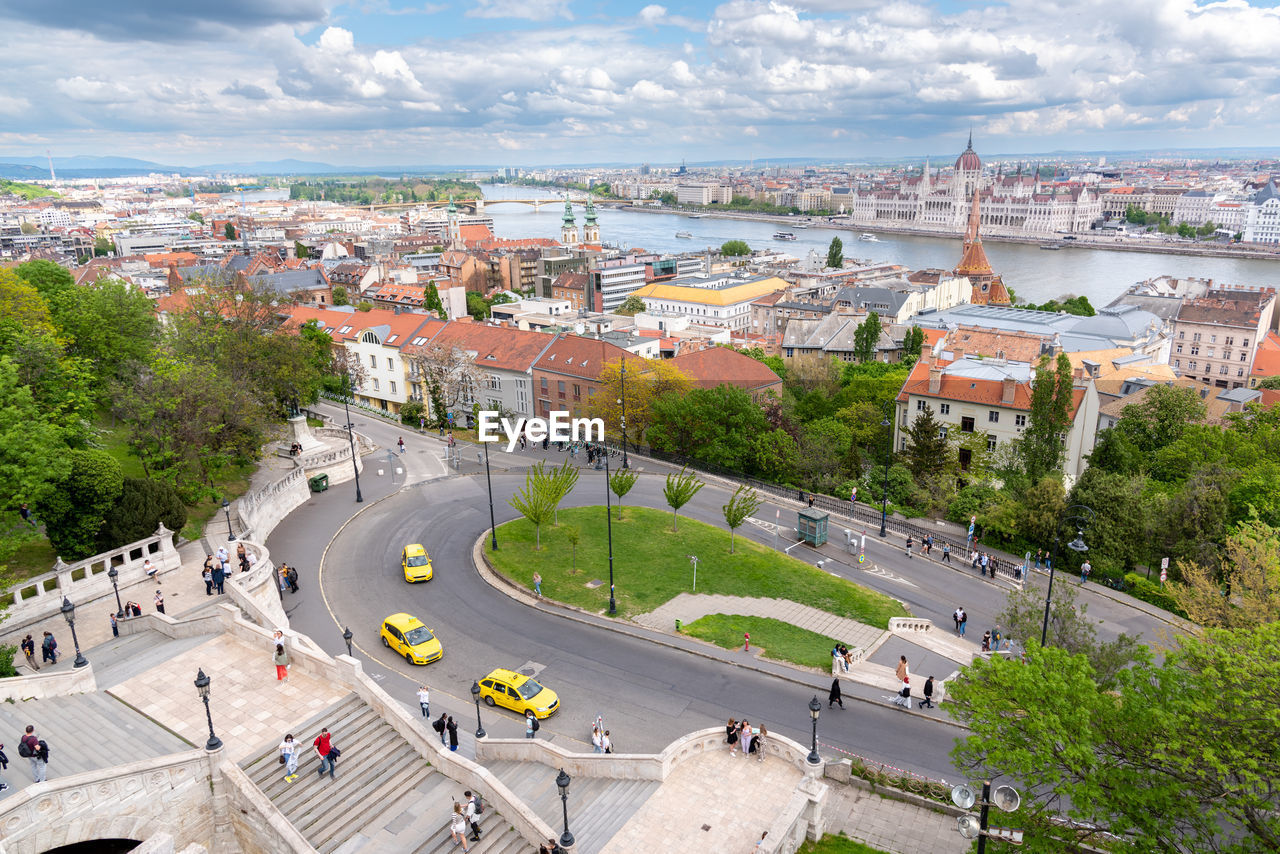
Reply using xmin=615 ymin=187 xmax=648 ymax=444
xmin=432 ymin=718 xmax=445 ymax=733
xmin=473 ymin=794 xmax=485 ymax=815
xmin=531 ymin=716 xmax=540 ymax=732
xmin=18 ymin=739 xmax=32 ymax=758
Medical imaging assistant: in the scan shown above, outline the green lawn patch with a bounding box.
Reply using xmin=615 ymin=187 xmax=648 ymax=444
xmin=5 ymin=534 xmax=58 ymax=582
xmin=487 ymin=506 xmax=906 ymax=625
xmin=97 ymin=419 xmax=147 ymax=479
xmin=684 ymin=614 xmax=852 ymax=670
xmin=799 ymin=834 xmax=891 ymax=854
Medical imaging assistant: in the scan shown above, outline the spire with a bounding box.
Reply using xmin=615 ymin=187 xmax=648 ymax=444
xmin=965 ymin=186 xmax=982 ymax=244
xmin=562 ymin=197 xmax=576 ymax=227
xmin=967 ymin=127 xmax=973 ymax=151
xmin=584 ymin=197 xmax=598 ymax=226
xmin=447 ymin=194 xmax=457 ymax=214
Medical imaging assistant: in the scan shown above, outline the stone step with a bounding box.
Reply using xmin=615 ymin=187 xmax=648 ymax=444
xmin=255 ymin=710 xmax=389 ymax=813
xmin=311 ymin=752 xmax=433 ymax=852
xmin=92 ymin=630 xmax=221 ymax=690
xmin=336 ymin=772 xmax=461 ymax=854
xmin=241 ymin=693 xmax=363 ymax=777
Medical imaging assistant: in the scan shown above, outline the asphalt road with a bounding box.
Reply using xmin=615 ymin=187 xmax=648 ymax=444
xmin=268 ymin=403 xmax=1178 ymax=782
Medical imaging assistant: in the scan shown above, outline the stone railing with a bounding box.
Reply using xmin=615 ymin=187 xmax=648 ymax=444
xmin=888 ymin=617 xmax=934 ymax=634
xmin=0 ymin=749 xmax=218 ymax=854
xmin=204 ymin=605 xmax=555 ymax=848
xmin=1 ymin=525 xmax=181 ymax=644
xmin=0 ymin=660 xmax=97 ymax=702
xmin=225 ymin=540 xmax=287 ymax=629
xmin=829 ymin=646 xmax=867 ymax=676
xmin=220 ymin=760 xmax=316 ymax=853
xmin=760 ymin=777 xmax=828 ymax=854
xmin=236 ymin=467 xmax=309 ymax=543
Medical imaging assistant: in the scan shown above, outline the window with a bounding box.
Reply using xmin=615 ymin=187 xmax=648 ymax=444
xmin=1189 ymin=361 xmax=1197 ymax=371
xmin=541 ymin=377 xmax=548 ymax=390
xmin=1178 ymin=330 xmax=1185 ymax=340
xmin=988 ymin=411 xmax=999 ymax=423
xmin=572 ymin=384 xmax=581 ymax=400
xmin=1238 ymin=368 xmax=1245 ymax=377
xmin=1174 ymin=359 xmax=1181 ymax=369
xmin=1224 ymin=349 xmax=1232 ymax=360
xmin=987 ymin=435 xmax=998 ymax=452
xmin=1015 ymin=414 xmax=1027 ymax=427
xmin=1193 ymin=332 xmax=1201 ymax=342
xmin=960 ymin=416 xmax=975 ymax=433
xmin=369 ymin=354 xmax=377 ymax=367
xmin=1207 ymin=348 xmax=1215 ymax=359
xmin=1175 ymin=344 xmax=1183 ymax=354
xmin=1219 ymin=365 xmax=1229 ymax=375
xmin=1190 ymin=346 xmax=1199 ymax=356
xmin=372 ymin=378 xmax=380 ymax=391
xmin=916 ymin=400 xmax=926 ymax=411
xmin=390 ymin=381 xmax=397 ymax=394
xmin=938 ymin=403 xmax=950 ymax=415
xmin=1226 ymin=336 xmax=1234 ymax=346
xmin=387 ymin=357 xmax=394 ymax=370
xmin=1243 ymin=339 xmax=1250 ymax=348
xmin=1241 ymin=352 xmax=1248 ymax=362
xmin=939 ymin=426 xmax=948 ymax=439
xmin=958 ymin=447 xmax=972 ymax=471
xmin=1210 ymin=335 xmax=1217 ymax=344
xmin=557 ymin=380 xmax=566 ymax=398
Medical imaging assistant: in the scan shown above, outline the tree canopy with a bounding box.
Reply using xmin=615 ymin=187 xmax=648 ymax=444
xmin=720 ymin=239 xmax=751 ymax=257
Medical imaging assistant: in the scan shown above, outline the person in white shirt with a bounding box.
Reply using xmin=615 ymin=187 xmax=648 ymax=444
xmin=279 ymin=734 xmax=298 ymax=781
xmin=417 ymin=686 xmax=430 ymax=719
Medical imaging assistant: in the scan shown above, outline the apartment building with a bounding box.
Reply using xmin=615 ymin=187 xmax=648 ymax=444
xmin=530 ymin=335 xmax=633 ymax=421
xmin=1169 ymin=288 xmax=1277 ymax=389
xmin=416 ymin=323 xmax=555 ymax=425
xmin=631 ymin=274 xmax=788 ymax=333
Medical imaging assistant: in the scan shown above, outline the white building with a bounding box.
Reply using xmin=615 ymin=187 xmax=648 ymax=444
xmin=1243 ymin=182 xmax=1280 ymax=245
xmin=630 ymin=274 xmax=788 ymax=332
xmin=676 ymin=185 xmax=715 ymax=205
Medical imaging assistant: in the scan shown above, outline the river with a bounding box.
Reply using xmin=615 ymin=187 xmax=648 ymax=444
xmin=479 ymin=184 xmax=1280 ymax=307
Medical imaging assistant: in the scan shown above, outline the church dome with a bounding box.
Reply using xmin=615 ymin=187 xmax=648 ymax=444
xmin=955 ymin=134 xmax=981 ymax=172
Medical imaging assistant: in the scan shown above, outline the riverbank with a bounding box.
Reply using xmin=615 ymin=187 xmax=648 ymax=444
xmin=614 ymin=203 xmax=1280 ymax=262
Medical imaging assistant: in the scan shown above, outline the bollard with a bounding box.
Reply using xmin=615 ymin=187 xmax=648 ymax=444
xmin=744 ymin=632 xmax=750 ymax=652
xmin=675 ymin=619 xmax=681 ymax=632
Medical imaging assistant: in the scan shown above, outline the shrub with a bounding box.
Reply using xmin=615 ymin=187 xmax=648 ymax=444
xmin=399 ymin=399 xmax=425 ymax=427
xmin=97 ymin=477 xmax=187 ymax=551
xmin=1124 ymin=573 xmax=1187 ymax=618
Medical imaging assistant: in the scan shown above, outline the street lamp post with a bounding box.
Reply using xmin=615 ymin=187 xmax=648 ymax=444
xmin=483 ymin=440 xmax=498 ymax=551
xmin=806 ymin=695 xmax=821 ymax=765
xmin=194 ymin=668 xmax=223 ymax=751
xmin=1041 ymin=505 xmax=1094 ymax=647
xmin=604 ymin=448 xmax=617 ymax=616
xmin=343 ymin=372 xmax=364 ymax=503
xmin=60 ymin=596 xmax=88 ymax=668
xmin=619 ymin=359 xmax=629 ymax=469
xmin=342 ymin=627 xmax=353 ymax=657
xmin=221 ymin=498 xmax=236 ymax=542
xmin=556 ymin=768 xmax=575 ymax=849
xmin=107 ymin=565 xmax=123 ymax=620
xmin=470 ymin=681 xmax=486 ymax=740
xmin=952 ymin=780 xmax=1022 ymax=851
xmin=879 ymin=415 xmax=892 ymax=538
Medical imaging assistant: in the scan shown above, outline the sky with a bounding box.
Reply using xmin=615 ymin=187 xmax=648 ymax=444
xmin=2 ymin=0 xmax=1280 ymax=167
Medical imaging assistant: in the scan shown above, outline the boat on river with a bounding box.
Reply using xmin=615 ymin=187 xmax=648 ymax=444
xmin=773 ymin=231 xmax=797 ymax=241
xmin=675 ymin=231 xmax=693 ymax=238
xmin=859 ymin=233 xmax=879 ymax=242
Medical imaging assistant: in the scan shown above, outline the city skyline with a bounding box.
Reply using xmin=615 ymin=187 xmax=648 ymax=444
xmin=3 ymin=0 xmax=1280 ymax=166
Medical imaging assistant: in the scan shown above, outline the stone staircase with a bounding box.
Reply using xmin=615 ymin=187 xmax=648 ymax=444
xmin=89 ymin=628 xmax=220 ymax=690
xmin=0 ymin=691 xmax=192 ymax=796
xmin=484 ymin=760 xmax=662 ymax=854
xmin=239 ymin=694 xmax=526 ymax=854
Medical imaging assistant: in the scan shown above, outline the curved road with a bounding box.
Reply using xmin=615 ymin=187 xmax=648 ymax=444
xmin=270 ymin=403 xmax=1176 ymax=782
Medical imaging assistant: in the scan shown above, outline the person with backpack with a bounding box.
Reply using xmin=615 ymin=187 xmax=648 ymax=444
xmin=40 ymin=632 xmax=57 ymax=664
xmin=432 ymin=712 xmax=448 ymax=745
xmin=314 ymin=728 xmax=336 ymax=780
xmin=464 ymin=790 xmax=483 ymax=842
xmin=525 ymin=710 xmax=539 ymax=738
xmin=20 ymin=635 xmax=38 ymax=671
xmin=19 ymin=725 xmax=48 ymax=782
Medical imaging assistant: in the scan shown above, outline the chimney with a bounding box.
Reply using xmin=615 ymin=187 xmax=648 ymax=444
xmin=928 ymin=366 xmax=942 ymax=395
xmin=1001 ymin=376 xmax=1017 ymax=405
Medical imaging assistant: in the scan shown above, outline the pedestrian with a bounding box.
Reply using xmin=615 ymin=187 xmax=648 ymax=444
xmin=992 ymin=625 xmax=1003 ymax=651
xmin=895 ymin=655 xmax=909 ymax=684
xmin=417 ymin=685 xmax=430 ymax=719
xmin=923 ymin=534 xmax=932 ymax=555
xmin=953 ymin=607 xmax=962 ymax=633
xmin=41 ymin=631 xmax=57 ymax=664
xmin=109 ymin=612 xmax=119 ymax=638
xmin=19 ymin=503 xmax=35 ymax=527
xmin=980 ymin=553 xmax=990 ymax=577
xmin=532 ymin=572 xmax=542 ymax=599
xmin=130 ymin=601 xmax=142 ymax=617
xmin=216 ymin=545 xmax=229 ymax=568
xmin=432 ymin=712 xmax=447 ymax=745
xmin=971 ymin=551 xmax=980 ymax=572
xmin=601 ymin=730 xmax=613 ymax=754
xmin=828 ymin=677 xmax=844 ymax=709
xmin=942 ymin=542 xmax=951 ymax=563
xmin=274 ymin=643 xmax=290 ymax=683
xmin=20 ymin=634 xmax=39 ymax=671
xmin=465 ymin=789 xmax=482 ymax=842
xmin=0 ymin=741 xmax=9 ymax=792
xmin=726 ymin=717 xmax=739 ymax=755
xmin=850 ymin=486 xmax=857 ymax=506
xmin=905 ymin=534 xmax=913 ymax=558
xmin=314 ymin=728 xmax=336 ymax=780
xmin=446 ymin=716 xmax=459 ymax=751
xmin=202 ymin=564 xmax=214 ymax=596
xmin=144 ymin=558 xmax=157 ymax=579
xmin=236 ymin=542 xmax=247 ymax=569
xmin=154 ymin=589 xmax=165 ymax=615
xmin=754 ymin=831 xmax=769 ymax=851
xmin=920 ymin=676 xmax=935 ymax=709
xmin=449 ymin=802 xmax=470 ymax=852
xmin=286 ymin=565 xmax=299 ymax=594
xmin=958 ymin=608 xmax=967 ymax=636
xmin=246 ymin=550 xmax=257 ymax=572
xmin=755 ymin=725 xmax=767 ymax=763
xmin=279 ymin=734 xmax=299 ymax=781
xmin=808 ymin=493 xmax=815 ymax=508
xmin=742 ymin=723 xmax=755 ymax=756
xmin=398 ymin=436 xmax=405 ymax=454
xmin=737 ymin=720 xmax=750 ymax=757
xmin=19 ymin=725 xmax=47 ymax=782
xmin=525 ymin=710 xmax=539 ymax=738
xmin=981 ymin=630 xmax=991 ymax=652
xmin=1080 ymin=559 xmax=1092 ymax=585
xmin=212 ymin=562 xmax=225 ymax=595
xmin=1035 ymin=549 xmax=1043 ymax=569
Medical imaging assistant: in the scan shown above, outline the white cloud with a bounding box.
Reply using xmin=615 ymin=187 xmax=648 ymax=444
xmin=467 ymin=0 xmax=572 ymax=21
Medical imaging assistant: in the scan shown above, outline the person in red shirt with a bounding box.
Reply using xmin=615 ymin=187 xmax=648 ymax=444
xmin=314 ymin=728 xmax=336 ymax=779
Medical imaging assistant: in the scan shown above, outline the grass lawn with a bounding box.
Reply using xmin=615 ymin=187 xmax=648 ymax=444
xmin=487 ymin=506 xmax=906 ymax=625
xmin=683 ymin=614 xmax=851 ymax=671
xmin=799 ymin=834 xmax=891 ymax=854
xmin=4 ymin=532 xmax=58 ymax=582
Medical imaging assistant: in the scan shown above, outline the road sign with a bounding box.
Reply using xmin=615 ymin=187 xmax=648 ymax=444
xmin=1161 ymin=557 xmax=1169 ymax=569
xmin=1160 ymin=556 xmax=1169 ymax=583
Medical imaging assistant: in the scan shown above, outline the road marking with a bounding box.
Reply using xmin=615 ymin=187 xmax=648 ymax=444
xmin=860 ymin=564 xmax=918 ymax=588
xmin=516 ymin=661 xmax=547 ymax=678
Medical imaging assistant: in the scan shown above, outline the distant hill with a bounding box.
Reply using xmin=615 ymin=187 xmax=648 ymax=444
xmin=0 ymin=178 xmax=57 ymax=199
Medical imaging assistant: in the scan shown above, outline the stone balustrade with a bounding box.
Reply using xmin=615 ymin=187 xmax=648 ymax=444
xmin=888 ymin=617 xmax=934 ymax=633
xmin=1 ymin=525 xmax=180 ymax=645
xmin=0 ymin=660 xmax=97 ymax=702
xmin=224 ymin=540 xmax=287 ymax=629
xmin=830 ymin=645 xmax=867 ymax=676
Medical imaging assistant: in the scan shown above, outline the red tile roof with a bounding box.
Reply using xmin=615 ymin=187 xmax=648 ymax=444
xmin=1251 ymin=330 xmax=1280 ymax=379
xmin=532 ymin=335 xmax=633 ymax=379
xmin=895 ymin=359 xmax=1085 ymax=418
xmin=670 ymin=346 xmax=782 ymax=391
xmin=424 ymin=323 xmax=554 ymax=372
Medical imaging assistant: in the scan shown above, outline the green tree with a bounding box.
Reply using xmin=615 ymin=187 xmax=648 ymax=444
xmin=616 ymin=294 xmax=646 ymax=316
xmin=1113 ymin=384 xmax=1205 ymax=463
xmin=1018 ymin=353 xmax=1075 ymax=482
xmin=1257 ymin=375 xmax=1280 ymax=390
xmin=720 ymin=239 xmax=751 ymax=257
xmin=663 ymin=468 xmax=705 ymax=532
xmin=46 ymin=275 xmax=158 ymax=394
xmin=901 ymin=325 xmax=924 ymax=361
xmin=16 ymin=259 xmax=74 ymax=297
xmin=509 ymin=464 xmax=557 ymax=550
xmin=564 ymin=525 xmax=580 ymax=573
xmin=721 ymin=484 xmax=762 ymax=554
xmin=1171 ymin=519 xmax=1280 ymax=629
xmin=224 ymin=222 xmax=237 ymax=240
xmin=751 ymin=428 xmax=799 ymax=482
xmin=466 ymin=291 xmax=490 ymax=319
xmin=825 ymin=236 xmax=843 ymax=269
xmin=187 ymin=212 xmax=204 ymax=224
xmin=96 ymin=477 xmax=187 ymax=551
xmin=93 ymin=236 xmax=113 ymax=256
xmin=852 ymin=311 xmax=880 ymax=363
xmin=399 ymin=399 xmax=425 ymax=427
xmin=996 ymin=582 xmax=1141 ymax=685
xmin=0 ymin=357 xmax=71 ymax=508
xmin=648 ymin=385 xmax=766 ymax=472
xmin=609 ymin=468 xmax=638 ymax=520
xmin=901 ymin=403 xmax=950 ymax=478
xmin=592 ymin=358 xmax=690 ymax=452
xmin=35 ymin=449 xmax=123 ymax=559
xmin=331 ymin=285 xmax=350 ymax=306
xmin=423 ymin=280 xmax=445 ymax=317
xmin=1176 ymin=221 xmax=1194 ymax=239
xmin=542 ymin=459 xmax=579 ymax=526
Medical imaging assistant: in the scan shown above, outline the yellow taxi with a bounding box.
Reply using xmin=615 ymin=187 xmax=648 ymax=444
xmin=380 ymin=613 xmax=443 ymax=665
xmin=401 ymin=544 xmax=433 ymax=582
xmin=476 ymin=668 xmax=560 ymax=719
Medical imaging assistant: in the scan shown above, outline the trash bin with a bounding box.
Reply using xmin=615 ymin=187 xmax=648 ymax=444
xmin=309 ymin=473 xmax=329 ymax=493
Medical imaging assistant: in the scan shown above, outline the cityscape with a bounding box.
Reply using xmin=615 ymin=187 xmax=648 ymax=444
xmin=1 ymin=2 xmax=1279 ymax=854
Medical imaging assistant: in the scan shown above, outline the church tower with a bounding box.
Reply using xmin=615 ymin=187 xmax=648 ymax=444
xmin=560 ymin=198 xmax=579 ymax=247
xmin=953 ymin=188 xmax=1010 ymax=306
xmin=582 ymin=198 xmax=600 ymax=244
xmin=446 ymin=195 xmax=461 ymax=246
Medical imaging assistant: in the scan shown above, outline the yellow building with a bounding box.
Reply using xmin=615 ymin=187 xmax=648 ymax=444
xmin=631 ymin=274 xmax=788 ymax=333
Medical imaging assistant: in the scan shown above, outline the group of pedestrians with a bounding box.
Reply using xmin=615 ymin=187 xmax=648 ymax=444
xmin=432 ymin=712 xmax=461 ymax=751
xmin=891 ymin=656 xmax=936 ymax=711
xmin=277 ymin=726 xmax=340 ymax=783
xmin=952 ymin=607 xmax=968 ymax=636
xmin=724 ymin=717 xmax=769 ymax=762
xmin=277 ymin=562 xmax=300 ymax=594
xmin=19 ymin=632 xmax=58 ymax=670
xmin=591 ymin=716 xmax=613 ymax=753
xmin=448 ymin=790 xmax=485 ymax=850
